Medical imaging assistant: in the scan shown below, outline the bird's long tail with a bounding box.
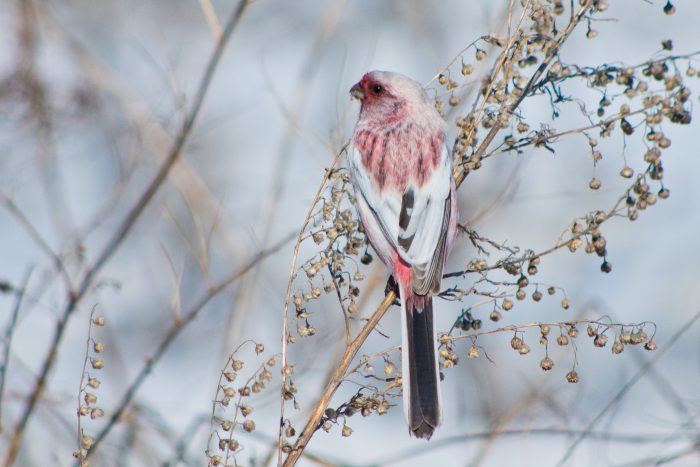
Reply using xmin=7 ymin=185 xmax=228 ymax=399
xmin=400 ymin=286 xmax=441 ymax=439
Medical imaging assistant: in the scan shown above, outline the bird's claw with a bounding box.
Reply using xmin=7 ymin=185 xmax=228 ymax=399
xmin=385 ymin=276 xmax=402 ymax=306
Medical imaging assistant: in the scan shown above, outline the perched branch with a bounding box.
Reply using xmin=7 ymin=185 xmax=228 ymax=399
xmin=281 ymin=291 xmax=395 ymax=467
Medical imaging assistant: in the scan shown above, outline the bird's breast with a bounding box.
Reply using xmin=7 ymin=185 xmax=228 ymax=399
xmin=353 ymin=124 xmax=443 ymax=192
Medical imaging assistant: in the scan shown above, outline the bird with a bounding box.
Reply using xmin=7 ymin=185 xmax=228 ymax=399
xmin=348 ymin=70 xmax=458 ymax=439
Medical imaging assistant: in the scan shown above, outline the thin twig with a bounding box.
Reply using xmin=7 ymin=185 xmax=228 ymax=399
xmin=197 ymin=0 xmax=223 ymax=41
xmin=0 ymin=266 xmax=34 ymax=430
xmin=75 ymin=306 xmax=98 ymax=466
xmin=613 ymin=443 xmax=700 ymax=467
xmin=2 ymin=3 xmax=250 ymax=464
xmin=277 ymin=151 xmax=344 ymax=465
xmin=0 ymin=194 xmax=73 ymax=292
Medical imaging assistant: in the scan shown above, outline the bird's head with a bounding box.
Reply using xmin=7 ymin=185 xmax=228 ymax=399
xmin=350 ymin=71 xmax=433 ymax=126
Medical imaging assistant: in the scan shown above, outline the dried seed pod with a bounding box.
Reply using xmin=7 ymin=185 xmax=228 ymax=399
xmin=663 ymin=1 xmax=675 ymax=15
xmin=516 ymin=289 xmax=526 ymax=301
xmin=620 ymin=166 xmax=634 ymax=178
xmin=517 ymin=274 xmax=529 ymax=288
xmin=532 ymin=290 xmax=543 ymax=302
xmin=561 ymin=297 xmax=570 ymax=310
xmin=568 ymin=238 xmax=583 ymax=252
xmin=242 ymin=419 xmax=256 ymax=432
xmin=384 ymin=363 xmax=395 ymax=375
xmin=502 ymin=298 xmax=514 ymax=311
xmin=518 ymin=344 xmax=531 ymax=355
xmin=612 ymin=341 xmax=624 ymax=354
xmin=467 ymin=344 xmax=480 ymax=358
xmin=566 ymin=371 xmax=580 ymax=383
xmin=631 ymin=330 xmax=648 ymax=344
xmin=510 ymin=336 xmax=524 ymax=351
xmin=557 ymin=334 xmax=569 ymax=346
xmin=540 ymin=356 xmax=554 ymax=371
xmin=490 ymin=310 xmax=502 ymax=322
xmin=621 ymin=118 xmax=634 ymax=135
xmin=620 ymin=331 xmax=632 ymax=344
xmin=594 ymin=334 xmax=608 ymax=347
xmin=90 ymin=358 xmax=104 ymax=370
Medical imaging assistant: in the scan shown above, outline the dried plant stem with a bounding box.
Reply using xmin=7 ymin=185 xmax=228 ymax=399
xmin=282 ymin=291 xmax=396 ymax=467
xmin=0 ymin=195 xmax=73 ymax=292
xmin=442 ymin=317 xmax=655 ymax=343
xmin=1 ymin=3 xmax=250 ymax=465
xmin=0 ymin=266 xmax=33 ymax=430
xmin=277 ymin=151 xmax=344 ymax=464
xmin=75 ymin=306 xmax=98 ymax=466
xmin=198 ymin=0 xmax=223 ymax=41
xmin=455 ymin=0 xmax=595 ymax=187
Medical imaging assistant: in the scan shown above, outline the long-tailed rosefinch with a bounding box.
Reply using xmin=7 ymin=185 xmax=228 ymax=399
xmin=348 ymin=71 xmax=458 ymax=439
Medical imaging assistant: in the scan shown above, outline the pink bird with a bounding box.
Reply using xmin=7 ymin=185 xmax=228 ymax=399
xmin=348 ymin=71 xmax=458 ymax=439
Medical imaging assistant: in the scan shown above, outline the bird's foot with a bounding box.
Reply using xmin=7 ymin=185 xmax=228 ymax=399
xmin=385 ymin=276 xmax=401 ymax=306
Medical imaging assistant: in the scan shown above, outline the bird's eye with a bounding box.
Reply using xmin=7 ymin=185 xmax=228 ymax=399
xmin=372 ymin=84 xmax=384 ymax=95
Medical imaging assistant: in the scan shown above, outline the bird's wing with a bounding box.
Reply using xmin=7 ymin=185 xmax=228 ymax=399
xmin=350 ymin=144 xmax=453 ymax=295
xmin=397 ymin=146 xmax=453 ymax=295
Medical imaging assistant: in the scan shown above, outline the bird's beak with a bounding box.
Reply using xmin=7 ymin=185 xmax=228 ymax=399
xmin=350 ymin=83 xmax=365 ymax=100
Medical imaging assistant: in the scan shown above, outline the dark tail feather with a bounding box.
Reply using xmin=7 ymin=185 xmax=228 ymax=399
xmin=402 ymin=295 xmax=440 ymax=439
